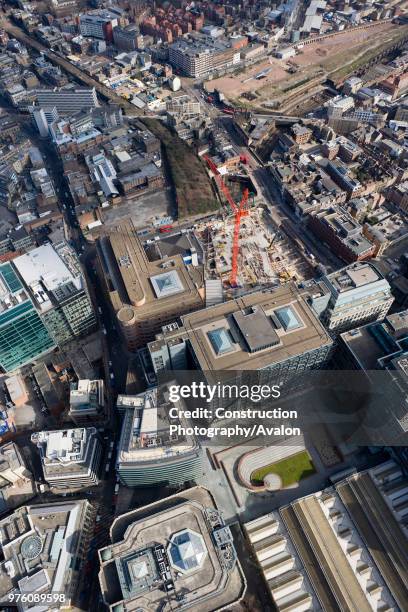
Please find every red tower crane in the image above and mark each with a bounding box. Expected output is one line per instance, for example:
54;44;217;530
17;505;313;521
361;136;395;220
204;155;249;287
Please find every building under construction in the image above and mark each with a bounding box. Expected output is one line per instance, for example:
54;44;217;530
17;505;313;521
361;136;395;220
197;208;309;289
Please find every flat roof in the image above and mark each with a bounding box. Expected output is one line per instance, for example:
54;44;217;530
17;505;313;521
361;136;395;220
98;487;244;612
326;262;384;294
99;220;203;321
152;284;332;371
13;244;74;291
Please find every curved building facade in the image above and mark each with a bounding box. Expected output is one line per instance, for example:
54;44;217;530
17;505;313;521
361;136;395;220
116;389;202;487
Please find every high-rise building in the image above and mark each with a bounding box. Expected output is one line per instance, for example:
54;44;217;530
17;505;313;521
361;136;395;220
31;108;48;137
30;106;59;137
0;500;95;606
306;262;394;333
98;487;245;611
116;389;202;487
0;262;55;373
79;11;118;42
13;242;97;346
31;427;102;489
244;461;408;611
97;220;204;350
69;379;105;425
148;283;333;377
113;24;140;51
32;88;99;116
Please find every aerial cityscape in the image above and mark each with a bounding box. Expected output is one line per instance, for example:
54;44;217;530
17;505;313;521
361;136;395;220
0;0;407;610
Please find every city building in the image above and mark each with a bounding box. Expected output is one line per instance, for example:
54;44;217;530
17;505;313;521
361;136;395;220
308;207;375;263
0;500;95;606
98;487;245;611
69;379;105;425
0;262;55;373
307;262;394;333
0;442;34;514
168;38;240;78
13;242;97;346
148;283;333;378
326;160;364;199
31;427;102;489
79;11;119;42
97;220;204;350
116;388;202;487
339;309;408;370
244;461;408;611
113;24;140;51
32;88;99;116
338;310;408;457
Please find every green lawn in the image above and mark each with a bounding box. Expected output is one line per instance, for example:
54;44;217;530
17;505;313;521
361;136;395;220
251;450;316;488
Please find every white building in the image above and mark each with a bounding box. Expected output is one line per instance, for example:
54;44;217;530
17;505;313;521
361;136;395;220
319;263;394;332
32;88;99;116
69;379;105;425
13;242;96;346
31;427;102;489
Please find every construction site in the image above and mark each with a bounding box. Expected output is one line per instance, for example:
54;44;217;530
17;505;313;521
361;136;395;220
196;207;309;289
201;154;311;290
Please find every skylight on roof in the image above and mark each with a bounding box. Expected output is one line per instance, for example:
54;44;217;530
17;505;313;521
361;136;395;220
275;306;302;331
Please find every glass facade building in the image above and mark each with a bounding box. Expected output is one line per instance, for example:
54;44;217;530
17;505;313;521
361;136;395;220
0;264;55;372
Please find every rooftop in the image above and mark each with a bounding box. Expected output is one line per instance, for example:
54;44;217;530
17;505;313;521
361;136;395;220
0;500;92;605
117;389;200;464
150;284;332;371
98;220;203;322
326;262;384;294
98;487;245;611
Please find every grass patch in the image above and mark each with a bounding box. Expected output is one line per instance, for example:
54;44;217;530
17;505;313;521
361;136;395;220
142;119;218;220
251;450;316;488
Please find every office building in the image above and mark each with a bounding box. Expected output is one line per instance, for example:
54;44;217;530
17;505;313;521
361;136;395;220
97;220;204;350
0;262;55;373
0;500;95;607
307;262;394;333
32;88;99;116
98;487;245;611
148;283;333;377
69;379;105;425
244;461;408;611
30;106;59;138
0;443;34;514
339;310;408;371
79;11;118;42
31;427;102;489
116;389;202;487
113;24;140;51
32;108;49;138
168;38;240;78
13;242;96;346
308;207;375;263
339;310;408;458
